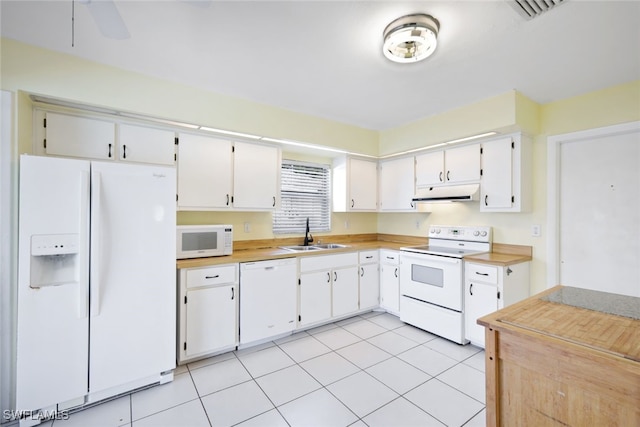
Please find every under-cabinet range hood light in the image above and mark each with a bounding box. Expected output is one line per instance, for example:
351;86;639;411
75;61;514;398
412;184;479;203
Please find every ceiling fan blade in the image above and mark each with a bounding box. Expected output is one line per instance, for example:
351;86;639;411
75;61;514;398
83;0;130;40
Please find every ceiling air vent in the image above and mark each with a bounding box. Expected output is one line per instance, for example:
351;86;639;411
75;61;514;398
510;0;566;20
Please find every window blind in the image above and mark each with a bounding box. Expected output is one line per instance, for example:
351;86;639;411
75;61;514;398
273;160;331;234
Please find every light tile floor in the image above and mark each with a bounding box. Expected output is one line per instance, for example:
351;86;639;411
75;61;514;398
46;311;486;427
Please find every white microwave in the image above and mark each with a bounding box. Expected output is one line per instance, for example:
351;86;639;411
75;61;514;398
176;225;233;259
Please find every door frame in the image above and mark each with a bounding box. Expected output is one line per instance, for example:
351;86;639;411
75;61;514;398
546;120;640;287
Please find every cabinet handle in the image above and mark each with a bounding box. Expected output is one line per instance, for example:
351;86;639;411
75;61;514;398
108;143;112;158
470;283;473;296
386;256;395;260
506;267;513;276
122;144;127;159
497;291;501;299
231;287;235;300
366;255;373;259
360;267;364;277
446;170;450;181
205;275;220;279
484;195;488;206
272;196;276;207
226;194;230;206
439;171;443;182
475;272;489;276
394;267;398;278
351;199;355;208
410;201;414;208
327;272;331;283
334;271;337;282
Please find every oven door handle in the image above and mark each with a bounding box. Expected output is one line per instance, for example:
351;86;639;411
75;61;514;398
403;254;461;265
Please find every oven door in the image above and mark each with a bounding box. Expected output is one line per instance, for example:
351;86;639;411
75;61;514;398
399;252;463;311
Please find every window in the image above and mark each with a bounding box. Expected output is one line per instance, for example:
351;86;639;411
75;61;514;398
273;160;331;234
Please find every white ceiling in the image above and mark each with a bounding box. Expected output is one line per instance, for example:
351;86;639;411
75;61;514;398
2;1;639;131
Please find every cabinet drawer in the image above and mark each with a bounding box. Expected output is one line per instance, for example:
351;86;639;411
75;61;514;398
465;263;498;285
359;250;379;264
380;250;399;265
185;264;237;288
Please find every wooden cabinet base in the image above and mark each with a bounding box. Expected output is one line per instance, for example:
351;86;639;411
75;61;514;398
481;287;640;426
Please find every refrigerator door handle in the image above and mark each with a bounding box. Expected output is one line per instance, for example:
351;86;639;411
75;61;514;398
90;171;101;317
78;170;90;319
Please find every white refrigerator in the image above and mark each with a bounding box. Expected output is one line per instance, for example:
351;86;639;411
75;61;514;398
16;155;176;414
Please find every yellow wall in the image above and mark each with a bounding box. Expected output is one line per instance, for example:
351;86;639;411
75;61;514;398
2;37;639;293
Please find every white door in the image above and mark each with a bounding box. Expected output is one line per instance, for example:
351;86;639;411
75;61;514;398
415;151;444;186
118;123;175;165
45;112;115;160
16;155;90;410
379;157;415;211
481;137;513;209
380;264;399;313
349;158;378;210
233;142;280;209
299;271;332;326
399;253;463;311
557;127;640;297
332;266;359;317
445;144;480;183
185;285;236;357
464;281;497;347
359;263;380;309
177;134;232;209
89;161;176;394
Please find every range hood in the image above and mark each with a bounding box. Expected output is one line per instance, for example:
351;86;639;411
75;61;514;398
412;184;479;203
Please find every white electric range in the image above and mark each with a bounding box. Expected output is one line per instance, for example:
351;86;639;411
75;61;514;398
399;225;492;344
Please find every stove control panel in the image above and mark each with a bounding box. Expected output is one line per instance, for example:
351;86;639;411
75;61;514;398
428;225;492;243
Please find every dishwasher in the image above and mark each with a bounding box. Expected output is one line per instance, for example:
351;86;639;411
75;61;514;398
239;258;297;345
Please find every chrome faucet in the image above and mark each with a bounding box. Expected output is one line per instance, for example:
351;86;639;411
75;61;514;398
303;217;314;246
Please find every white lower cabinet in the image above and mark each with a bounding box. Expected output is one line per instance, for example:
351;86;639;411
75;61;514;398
464;261;530;347
239;258;297;345
379;250;400;315
359;250;380;310
298;252;359;327
177;264;239;364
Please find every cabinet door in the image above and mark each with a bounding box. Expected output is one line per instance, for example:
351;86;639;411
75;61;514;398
332;266;359;317
380;264;400;314
445;144;480;183
299;271;332;326
185;285;237;357
118;123;175;165
177;134;232;209
481;137;513;210
233;142;280;210
415;151;444;187
464;281;497;347
45;112;115;160
349;158;378;210
359;263;380;310
379;157;415;211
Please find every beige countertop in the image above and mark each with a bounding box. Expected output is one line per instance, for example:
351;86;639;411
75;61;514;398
176;234;532;269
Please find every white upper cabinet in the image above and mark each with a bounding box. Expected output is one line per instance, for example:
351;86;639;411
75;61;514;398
333;157;378;212
480;134;532;212
118;123;176;166
177;136;280;211
379;156;415;212
415;144;480;187
44;112;115;160
177;134;233;210
232;141;281;210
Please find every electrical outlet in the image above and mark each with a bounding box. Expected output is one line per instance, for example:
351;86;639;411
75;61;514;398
416;220;420;230
244;222;251;233
344;220;350;229
531;224;541;237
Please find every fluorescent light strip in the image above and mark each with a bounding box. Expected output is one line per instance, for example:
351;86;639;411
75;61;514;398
199;127;261;140
261;137;348;154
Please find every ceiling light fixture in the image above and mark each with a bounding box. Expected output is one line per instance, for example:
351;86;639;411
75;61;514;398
383;14;439;63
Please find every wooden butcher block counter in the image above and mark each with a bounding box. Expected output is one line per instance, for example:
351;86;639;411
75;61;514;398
478;285;640;427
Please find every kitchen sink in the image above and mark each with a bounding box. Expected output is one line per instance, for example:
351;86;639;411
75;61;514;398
279;243;349;252
312;243;349;249
279;245;323;252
